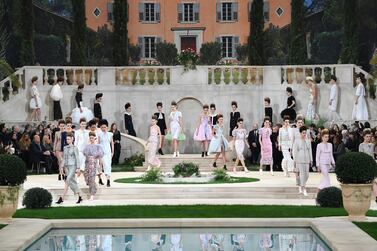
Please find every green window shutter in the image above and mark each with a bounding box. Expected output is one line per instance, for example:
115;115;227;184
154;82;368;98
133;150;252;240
232;2;238;21
156;3;161;22
139;3;144;21
216;3;221;21
177;4;183;23
194;3;200;22
138;37;145;58
233;36;240;58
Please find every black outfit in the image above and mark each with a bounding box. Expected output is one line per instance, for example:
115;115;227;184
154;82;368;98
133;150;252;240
30;141;47;166
209;114;218;127
42;142;55;173
229;111;240;136
247;129;260;164
280;96;296;121
333;142;346;163
53;100;63;120
124;113;137;137
75;92;82;108
271;131;283;171
154;112;167;135
93;102;102;120
264;107;273;122
112;130;121;165
345;138;359;152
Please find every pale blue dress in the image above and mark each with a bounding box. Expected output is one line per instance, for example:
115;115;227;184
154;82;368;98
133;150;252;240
208;124;230;153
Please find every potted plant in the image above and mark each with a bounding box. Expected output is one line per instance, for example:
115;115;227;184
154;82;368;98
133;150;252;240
0;154;27;218
335;152;377;220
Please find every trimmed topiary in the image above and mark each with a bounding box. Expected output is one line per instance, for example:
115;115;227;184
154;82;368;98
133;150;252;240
141;168;162;182
316;186;343;208
173;162;200;177
22;187;52;209
212;168;231;181
335;152;377;184
0;154;27;186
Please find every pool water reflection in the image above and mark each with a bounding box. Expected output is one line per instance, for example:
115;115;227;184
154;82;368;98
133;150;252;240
26;228;331;251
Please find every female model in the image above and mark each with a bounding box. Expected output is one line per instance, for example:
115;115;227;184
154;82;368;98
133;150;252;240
229;101;240;138
280;87;296;121
306;77;319;121
83;132;104;200
278;115;294;177
208;114;230;170
316;129;335;191
259;117;274;175
232;118;249;172
194;104;212;157
352;73;369;120
98;119;114;187
154;102;167;155
168;101;183;157
71;84;94;124
74;118;89;173
110;123;121;165
29;76;42;121
54;119;65;180
147;115;162;170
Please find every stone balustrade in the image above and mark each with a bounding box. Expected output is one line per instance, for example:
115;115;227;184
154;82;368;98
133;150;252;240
42;66;98;85
280;65;337;85
115;66;171;85
207;66;264;85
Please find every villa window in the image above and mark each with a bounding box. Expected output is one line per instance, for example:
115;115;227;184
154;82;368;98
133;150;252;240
139;3;161;22
217;36;240;58
217;2;238;22
107;3;113;22
138;36;162;58
178;3;200;23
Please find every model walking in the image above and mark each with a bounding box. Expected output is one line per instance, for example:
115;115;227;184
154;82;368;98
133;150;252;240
328;75;341;122
316;129;335;191
54;119;65;181
124;102;137;136
168;101;183;157
209;103;218;127
278;116;294;177
110;123;121;165
280;87;296;121
56;133;83;204
194;104;212;157
147;115;162;170
232;118;249;172
229;101;240;138
306;77;319;121
29;76;42;121
74;118;89;172
98;119;114;187
259;117;274;175
154;102;167;155
208;114;229;170
71;84;94;124
50;77;63;120
93;93;103;120
83;132;104;200
352;73;369;120
292;126;312;196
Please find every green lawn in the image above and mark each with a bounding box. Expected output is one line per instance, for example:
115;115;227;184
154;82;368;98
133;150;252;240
0;224;6;230
354;222;377;241
114;176;259;184
13;205;377;219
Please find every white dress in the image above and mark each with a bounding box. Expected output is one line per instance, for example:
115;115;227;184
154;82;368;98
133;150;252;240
29;85;42;109
50;84;63;101
328;84;341;121
352;83;368;120
306;88;318;121
74;129;89;171
169;111;182;139
279;126;294;172
98;131;113;176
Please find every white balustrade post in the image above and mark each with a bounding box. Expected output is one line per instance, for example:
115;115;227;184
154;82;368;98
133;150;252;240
163;68;168;85
238;67;242;84
82;69;86;85
301;67;306;84
292;68;297;84
154;68;158;84
63;69;67;85
145;68;150;84
220;68;225;85
282;67;288;84
255;68;260;84
320;67;325;84
44;69;48;85
311;67;315;79
210;68;215;84
247;67;251;84
119;69;124;85
125;69;130;84
18;73;23;89
229;67;234;84
53;69;58;84
136;69;141;85
91;68;96;85
73;69;77;85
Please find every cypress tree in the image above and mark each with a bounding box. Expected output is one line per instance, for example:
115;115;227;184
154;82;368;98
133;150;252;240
113;0;129;66
340;0;359;64
248;0;264;65
71;0;87;65
19;0;35;66
289;0;307;64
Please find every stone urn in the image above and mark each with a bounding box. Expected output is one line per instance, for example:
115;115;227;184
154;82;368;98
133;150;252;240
340;184;372;221
0;186;20;219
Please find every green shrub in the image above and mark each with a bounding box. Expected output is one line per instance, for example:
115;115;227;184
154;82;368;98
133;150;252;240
199;42;222;65
123;153;144;167
22;187;52;209
236;44;248;63
173;162;200;177
141;168;162;182
0;154;27;186
335;152;377;184
129;43;141;65
156;42;178;65
316;186;343;208
212;168;230;181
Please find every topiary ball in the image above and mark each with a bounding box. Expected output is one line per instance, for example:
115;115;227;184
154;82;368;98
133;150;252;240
0;154;27;186
335;152;377;184
316;186;343;208
22;187;52;209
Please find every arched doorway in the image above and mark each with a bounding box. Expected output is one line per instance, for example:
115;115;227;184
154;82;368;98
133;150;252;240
177;97;203;154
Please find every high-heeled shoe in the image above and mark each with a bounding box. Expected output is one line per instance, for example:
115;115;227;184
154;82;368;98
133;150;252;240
107;179;111;187
99;178;104;185
55;197;63;204
223;165;227;170
158;148;164;155
63;175;67;181
76;196;83;204
201;152;204;157
58;174;61;181
205;151;209;156
213;162;217;167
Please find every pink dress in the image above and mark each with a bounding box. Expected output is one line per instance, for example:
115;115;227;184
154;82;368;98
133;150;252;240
316;143;335;189
259;127;273;165
194;115;212;141
147;126;161;167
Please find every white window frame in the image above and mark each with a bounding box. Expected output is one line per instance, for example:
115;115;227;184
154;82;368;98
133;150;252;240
221;36;233;58
221;2;233;21
144;36;157;59
144;3;156;22
183;3;194;22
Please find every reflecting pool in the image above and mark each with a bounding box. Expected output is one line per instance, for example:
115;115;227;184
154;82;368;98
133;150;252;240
25;227;331;251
